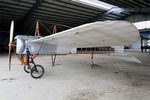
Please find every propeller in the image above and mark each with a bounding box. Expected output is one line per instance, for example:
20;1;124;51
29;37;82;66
8;20;14;71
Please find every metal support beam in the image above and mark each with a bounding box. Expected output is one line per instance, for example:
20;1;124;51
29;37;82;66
18;0;43;32
106;14;121;19
22;0;43;23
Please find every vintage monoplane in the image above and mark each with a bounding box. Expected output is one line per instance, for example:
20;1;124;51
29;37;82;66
8;20;139;78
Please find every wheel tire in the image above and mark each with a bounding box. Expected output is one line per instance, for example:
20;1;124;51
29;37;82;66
31;65;44;79
24;65;31;73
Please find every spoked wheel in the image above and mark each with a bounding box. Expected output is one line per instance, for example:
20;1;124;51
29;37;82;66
24;63;34;73
24;65;31;73
31;65;44;79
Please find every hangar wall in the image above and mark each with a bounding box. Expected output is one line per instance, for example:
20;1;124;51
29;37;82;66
0;32;9;52
125;14;150;23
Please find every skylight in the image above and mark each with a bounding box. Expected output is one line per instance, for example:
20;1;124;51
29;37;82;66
72;0;116;10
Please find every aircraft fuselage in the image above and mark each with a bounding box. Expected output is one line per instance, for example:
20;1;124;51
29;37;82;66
14;35;71;55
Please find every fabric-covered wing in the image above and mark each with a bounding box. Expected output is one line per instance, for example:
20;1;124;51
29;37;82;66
31;21;139;48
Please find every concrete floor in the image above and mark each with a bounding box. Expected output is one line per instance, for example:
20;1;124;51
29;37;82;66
0;50;150;100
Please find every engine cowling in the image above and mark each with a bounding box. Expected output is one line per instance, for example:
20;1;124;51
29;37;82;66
16;38;26;54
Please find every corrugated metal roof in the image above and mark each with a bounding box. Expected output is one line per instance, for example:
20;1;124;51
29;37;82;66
0;0;150;34
0;0;104;34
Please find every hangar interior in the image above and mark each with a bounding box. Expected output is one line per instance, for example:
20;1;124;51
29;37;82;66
0;0;150;100
1;0;150;51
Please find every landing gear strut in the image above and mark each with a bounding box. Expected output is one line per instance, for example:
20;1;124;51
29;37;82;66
24;48;44;79
91;51;94;69
51;54;56;66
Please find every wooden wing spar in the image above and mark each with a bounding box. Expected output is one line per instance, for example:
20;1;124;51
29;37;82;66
31;21;139;48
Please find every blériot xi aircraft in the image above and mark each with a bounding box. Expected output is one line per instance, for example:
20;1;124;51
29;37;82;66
8;20;139;78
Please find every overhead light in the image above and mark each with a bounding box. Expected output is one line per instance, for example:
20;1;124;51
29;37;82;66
72;0;116;10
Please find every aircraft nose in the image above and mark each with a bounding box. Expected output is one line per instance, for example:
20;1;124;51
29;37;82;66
16;39;26;54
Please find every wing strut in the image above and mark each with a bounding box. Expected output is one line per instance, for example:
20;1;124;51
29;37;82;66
50;25;58;66
35;21;40;36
